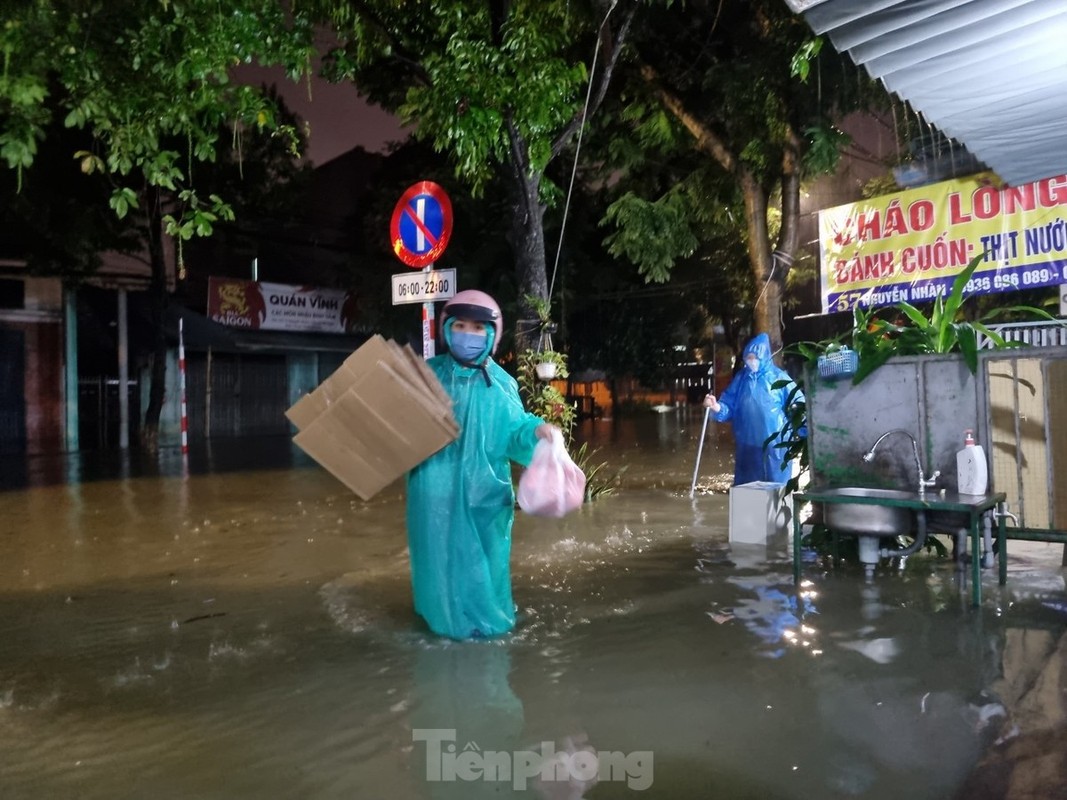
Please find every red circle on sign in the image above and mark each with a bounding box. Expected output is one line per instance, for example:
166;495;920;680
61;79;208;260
390;181;453;268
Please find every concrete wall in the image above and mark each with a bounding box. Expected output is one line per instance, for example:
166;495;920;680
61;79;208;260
805;353;981;493
807;348;1067;532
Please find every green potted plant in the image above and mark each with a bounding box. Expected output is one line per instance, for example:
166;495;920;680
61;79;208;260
516;347;575;437
520;294;564;380
533;349;566;381
514;296;623;500
792;254;1062;384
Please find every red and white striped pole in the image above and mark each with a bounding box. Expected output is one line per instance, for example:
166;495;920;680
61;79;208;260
422;264;435;359
179;317;189;455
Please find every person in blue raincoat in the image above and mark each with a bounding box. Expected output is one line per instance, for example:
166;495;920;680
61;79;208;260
703;332;805;486
406;290;556;640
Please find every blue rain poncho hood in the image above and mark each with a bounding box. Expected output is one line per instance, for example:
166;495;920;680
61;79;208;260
743;333;773;371
712;333;805;485
405;354;544;640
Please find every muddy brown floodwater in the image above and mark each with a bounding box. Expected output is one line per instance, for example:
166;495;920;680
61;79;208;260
1;410;1065;799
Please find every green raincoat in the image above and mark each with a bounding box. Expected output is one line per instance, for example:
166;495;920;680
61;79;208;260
405;355;543;640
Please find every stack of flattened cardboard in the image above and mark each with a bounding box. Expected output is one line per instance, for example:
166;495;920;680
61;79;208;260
286;335;458;500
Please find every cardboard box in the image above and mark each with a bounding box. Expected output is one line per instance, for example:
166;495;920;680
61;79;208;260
729;481;793;544
286;335;458;500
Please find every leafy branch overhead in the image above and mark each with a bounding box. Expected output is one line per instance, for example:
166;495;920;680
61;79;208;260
307;0;641;186
592;0;882;356
315;0;640;320
1;1;321;450
1;0;316;236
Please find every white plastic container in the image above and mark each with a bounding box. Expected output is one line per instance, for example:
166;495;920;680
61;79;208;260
729;481;792;543
956;429;989;495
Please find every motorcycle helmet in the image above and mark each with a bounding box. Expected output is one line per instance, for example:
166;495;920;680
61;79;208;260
440;290;503;356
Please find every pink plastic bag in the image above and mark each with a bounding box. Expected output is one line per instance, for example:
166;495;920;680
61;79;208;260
517;428;586;518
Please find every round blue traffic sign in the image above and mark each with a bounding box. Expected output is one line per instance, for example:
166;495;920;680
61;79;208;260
390;181;453;268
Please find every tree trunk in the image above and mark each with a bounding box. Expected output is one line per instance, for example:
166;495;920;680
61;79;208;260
504;122;549;353
769;127;803;360
640;68;805;364
497;4;635;355
738;172;786;359
141;188;168;453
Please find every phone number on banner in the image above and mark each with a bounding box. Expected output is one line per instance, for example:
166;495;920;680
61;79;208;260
391;268;457;305
826;261;1067;313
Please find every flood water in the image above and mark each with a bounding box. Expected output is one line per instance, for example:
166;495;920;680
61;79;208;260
1;410;1066;799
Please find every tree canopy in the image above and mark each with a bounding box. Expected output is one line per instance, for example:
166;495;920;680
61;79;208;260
1;1;324;448
596;0;885;356
313;0;640;333
2;0;902;402
1;0;316;242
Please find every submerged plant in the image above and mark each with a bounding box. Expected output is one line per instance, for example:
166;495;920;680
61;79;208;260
767;380;808;496
571;441;626;500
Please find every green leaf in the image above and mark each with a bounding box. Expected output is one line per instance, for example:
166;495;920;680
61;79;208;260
956;324;978;373
896;301;931;330
980;305;1061;324
970;320;1008;348
107;187;138;219
942;252;983;325
790;37;823;81
602;190;699;282
109;194;128;218
803;123;850;175
929;294;945;345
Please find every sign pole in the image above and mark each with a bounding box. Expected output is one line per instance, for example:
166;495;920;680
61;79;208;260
179;317;189;456
422;265;435;358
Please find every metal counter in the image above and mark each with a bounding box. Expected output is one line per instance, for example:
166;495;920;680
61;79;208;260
793;488;1007;607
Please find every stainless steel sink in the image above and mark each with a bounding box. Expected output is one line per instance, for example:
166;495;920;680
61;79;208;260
817;487;917;537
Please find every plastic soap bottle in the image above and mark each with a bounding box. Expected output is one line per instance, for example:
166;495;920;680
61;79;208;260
956;429;989;495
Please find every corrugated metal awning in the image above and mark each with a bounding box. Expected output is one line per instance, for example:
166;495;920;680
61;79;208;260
785;0;1067;187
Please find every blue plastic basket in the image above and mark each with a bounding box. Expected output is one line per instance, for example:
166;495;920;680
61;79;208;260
817;346;858;379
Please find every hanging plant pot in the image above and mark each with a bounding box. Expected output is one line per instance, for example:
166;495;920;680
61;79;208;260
535;362;558;381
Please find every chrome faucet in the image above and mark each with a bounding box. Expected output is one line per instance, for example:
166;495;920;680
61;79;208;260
862;429;941;497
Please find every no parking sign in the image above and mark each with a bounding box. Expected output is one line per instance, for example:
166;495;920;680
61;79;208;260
389;181;455;358
390;181;453;268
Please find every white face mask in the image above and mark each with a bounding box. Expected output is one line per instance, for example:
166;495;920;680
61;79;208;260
745;358;759;373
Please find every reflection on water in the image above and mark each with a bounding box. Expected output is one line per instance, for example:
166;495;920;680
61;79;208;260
0;409;1065;799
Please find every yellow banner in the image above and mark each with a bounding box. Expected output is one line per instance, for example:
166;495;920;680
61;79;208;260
819;172;1067;313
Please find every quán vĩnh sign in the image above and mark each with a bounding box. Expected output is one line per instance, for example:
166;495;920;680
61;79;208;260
819;172;1067;314
207;277;359;333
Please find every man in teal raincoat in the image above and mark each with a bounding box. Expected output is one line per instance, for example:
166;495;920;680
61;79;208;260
704;332;805;486
406;290;554;640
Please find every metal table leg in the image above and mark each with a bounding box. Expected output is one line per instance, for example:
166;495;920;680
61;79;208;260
998;502;1008;586
971;510;981;607
793;503;802;583
982;512;995;569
